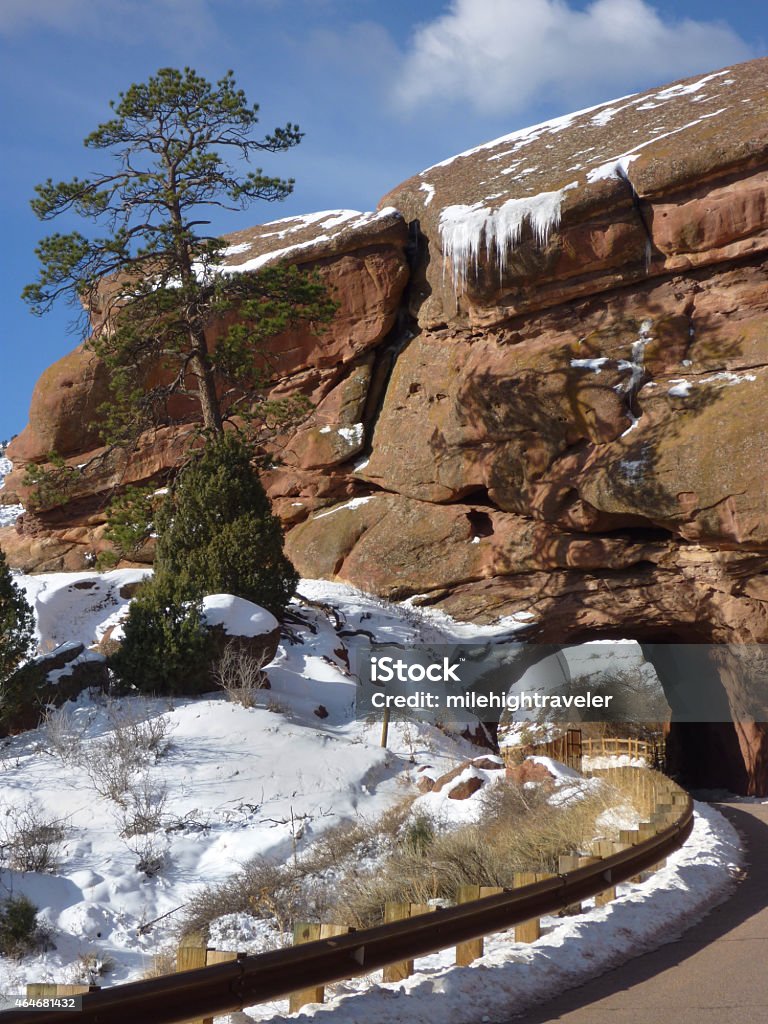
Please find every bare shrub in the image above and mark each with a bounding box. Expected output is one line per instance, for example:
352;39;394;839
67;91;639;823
115;777;168;838
141;945;177;979
103;704;174;765
82;705;173;806
124;831;167;878
70;949;115;984
213;642;270;707
182;857;298;939
0;800;68;873
84;741;137;805
41;704;86;765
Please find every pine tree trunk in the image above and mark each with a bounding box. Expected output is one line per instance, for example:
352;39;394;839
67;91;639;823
190;346;223;434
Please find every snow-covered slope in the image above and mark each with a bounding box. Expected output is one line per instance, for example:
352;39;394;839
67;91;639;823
0;569;743;1019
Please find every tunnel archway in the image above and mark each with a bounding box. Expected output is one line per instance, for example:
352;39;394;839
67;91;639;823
509;621;765;796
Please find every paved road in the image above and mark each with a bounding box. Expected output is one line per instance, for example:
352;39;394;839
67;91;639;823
518;802;768;1024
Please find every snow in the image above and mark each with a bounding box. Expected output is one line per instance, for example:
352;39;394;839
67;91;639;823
221;210;401;275
200;595;278;638
571;357;610;373
336;423;364;445
587;152;640;184
653;69;732;101
312;497;373;521
412;763;506;826
419;183;436;206
422;97;633;172
0;573;497;994
16;569;152;651
528;755;581;781
45;649;106;685
255;210;362;242
668;379;693;397
223;242;252;256
668;370;756;398
586;754;646;770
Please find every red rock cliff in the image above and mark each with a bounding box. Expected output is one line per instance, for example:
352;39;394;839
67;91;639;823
4;59;768;791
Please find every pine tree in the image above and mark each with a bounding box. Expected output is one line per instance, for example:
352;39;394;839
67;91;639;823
111;433;296;694
0;552;35;688
153;432;297;614
23;67;337;446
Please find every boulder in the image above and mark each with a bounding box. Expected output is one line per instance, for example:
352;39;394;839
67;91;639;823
4;209;409;567
201;594;281;670
506;759;558;786
1;643;108;736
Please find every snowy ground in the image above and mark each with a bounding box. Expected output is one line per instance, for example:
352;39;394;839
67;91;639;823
0;561;746;1019
0;573;494;993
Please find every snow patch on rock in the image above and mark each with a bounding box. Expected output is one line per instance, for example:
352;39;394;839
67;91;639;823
201;594;278;638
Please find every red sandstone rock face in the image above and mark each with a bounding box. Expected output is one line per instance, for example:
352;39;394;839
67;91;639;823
5;60;768;792
2;209;409;564
380;59;768;330
8;344;112;463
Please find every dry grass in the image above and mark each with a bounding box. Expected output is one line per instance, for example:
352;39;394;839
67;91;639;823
180;770;645;938
336;781;616;927
182;773;655;935
141;946;178;979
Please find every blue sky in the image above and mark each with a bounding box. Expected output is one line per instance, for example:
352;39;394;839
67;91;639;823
1;0;765;443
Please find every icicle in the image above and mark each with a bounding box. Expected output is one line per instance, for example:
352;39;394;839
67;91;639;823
439;188;570;291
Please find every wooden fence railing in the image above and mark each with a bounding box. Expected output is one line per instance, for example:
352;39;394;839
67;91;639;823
582;735;666;768
2;768;692;1024
502;730;666;773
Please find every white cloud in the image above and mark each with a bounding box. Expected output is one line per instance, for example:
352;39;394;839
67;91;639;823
395;0;754;115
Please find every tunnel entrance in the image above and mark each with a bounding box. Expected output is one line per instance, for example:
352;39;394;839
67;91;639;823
639;642;753;794
520;625;764;796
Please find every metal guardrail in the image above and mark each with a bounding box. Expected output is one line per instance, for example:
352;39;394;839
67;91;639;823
0;770;693;1024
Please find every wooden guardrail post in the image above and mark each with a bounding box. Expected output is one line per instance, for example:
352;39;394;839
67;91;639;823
201;950;239;1024
26;985;94;998
176;934;211;1024
288;923;353;1011
289;923;323;1010
454;886;502;965
511;872;554;942
382;904;414;982
558;854;583;915
381;903;437;981
177;932;208;973
176;939;243;1024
